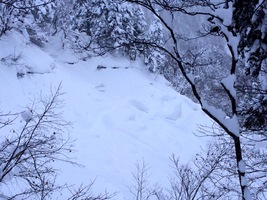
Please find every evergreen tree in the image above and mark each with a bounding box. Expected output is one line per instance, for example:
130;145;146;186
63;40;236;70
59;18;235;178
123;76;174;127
145;18;165;73
0;0;60;46
127;6;147;60
231;0;267;138
232;0;267;77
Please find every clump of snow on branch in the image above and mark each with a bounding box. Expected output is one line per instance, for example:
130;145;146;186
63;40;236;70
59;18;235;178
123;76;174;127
238;160;246;173
21;109;33;123
214;2;233;26
221;74;236;99
202;101;239;136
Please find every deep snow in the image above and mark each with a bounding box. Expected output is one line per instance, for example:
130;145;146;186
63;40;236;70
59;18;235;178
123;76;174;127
0;31;212;199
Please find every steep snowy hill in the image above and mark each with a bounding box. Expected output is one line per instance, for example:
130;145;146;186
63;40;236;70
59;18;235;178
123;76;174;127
0;32;212;199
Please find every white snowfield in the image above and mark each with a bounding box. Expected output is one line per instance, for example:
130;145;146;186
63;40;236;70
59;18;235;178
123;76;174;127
0;32;211;199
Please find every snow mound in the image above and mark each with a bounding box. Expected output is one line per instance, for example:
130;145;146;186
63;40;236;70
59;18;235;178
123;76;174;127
129;99;149;113
0;31;55;77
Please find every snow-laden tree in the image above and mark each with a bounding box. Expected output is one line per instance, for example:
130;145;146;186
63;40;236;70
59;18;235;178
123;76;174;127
145;18;165;72
62;0;127;55
232;0;267;78
59;0;121;56
0;0;60;46
125;0;267;199
126;6;148;60
231;0;267;141
0;0;34;36
53;0;150;63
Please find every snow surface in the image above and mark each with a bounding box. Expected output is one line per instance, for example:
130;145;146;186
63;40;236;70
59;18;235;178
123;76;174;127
221;74;236;99
238;160;246;173
244;187;252;200
241;176;248;187
214;2;233;26
0;32;212;199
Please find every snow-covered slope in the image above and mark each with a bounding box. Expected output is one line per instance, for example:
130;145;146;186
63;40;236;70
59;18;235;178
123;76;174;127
0;32;211;199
